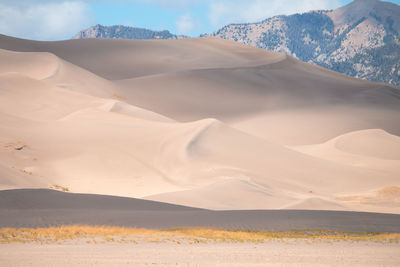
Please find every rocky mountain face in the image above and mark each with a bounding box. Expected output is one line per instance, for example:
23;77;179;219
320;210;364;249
73;24;185;40
211;0;400;86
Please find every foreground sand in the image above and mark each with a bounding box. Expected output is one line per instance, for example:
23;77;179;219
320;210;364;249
1;241;399;267
2;225;399;266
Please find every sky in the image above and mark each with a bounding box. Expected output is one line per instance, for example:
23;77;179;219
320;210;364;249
1;0;399;41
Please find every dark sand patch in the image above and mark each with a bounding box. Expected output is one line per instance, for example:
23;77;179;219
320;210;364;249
1;189;399;232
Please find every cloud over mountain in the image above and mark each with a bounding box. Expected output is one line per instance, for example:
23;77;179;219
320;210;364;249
0;1;93;40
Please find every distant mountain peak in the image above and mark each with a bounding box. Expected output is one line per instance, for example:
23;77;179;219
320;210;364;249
353;0;379;3
210;0;400;86
73;24;186;40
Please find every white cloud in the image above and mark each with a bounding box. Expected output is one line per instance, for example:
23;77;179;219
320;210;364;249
176;14;197;35
149;0;201;9
0;1;94;40
208;0;341;28
0;0;199;8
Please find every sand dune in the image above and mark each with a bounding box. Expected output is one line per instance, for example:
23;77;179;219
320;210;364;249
0;189;198;211
0;73;97;121
1;33;399;143
333;129;400;160
1;189;400;232
0;49;58;80
0;48;117;99
0;34;399;213
115;56;376;120
115;57;400;145
0;35;286;79
293;129;400;173
145;178;295;210
292;129;400;213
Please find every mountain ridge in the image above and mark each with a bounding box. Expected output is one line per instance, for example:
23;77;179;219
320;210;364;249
209;0;400;86
73;24;186;40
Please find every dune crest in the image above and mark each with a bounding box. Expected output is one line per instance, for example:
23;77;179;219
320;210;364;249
0;49;59;80
333;129;400;160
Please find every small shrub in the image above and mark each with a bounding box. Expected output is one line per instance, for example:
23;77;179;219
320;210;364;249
50;184;70;192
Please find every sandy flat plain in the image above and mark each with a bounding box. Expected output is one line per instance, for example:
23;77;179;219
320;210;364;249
1;241;400;267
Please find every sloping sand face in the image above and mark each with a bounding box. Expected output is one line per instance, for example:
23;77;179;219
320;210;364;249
0;34;399;213
2;189;400;232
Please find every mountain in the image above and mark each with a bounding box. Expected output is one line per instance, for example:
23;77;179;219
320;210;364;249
73;24;185;40
210;0;400;86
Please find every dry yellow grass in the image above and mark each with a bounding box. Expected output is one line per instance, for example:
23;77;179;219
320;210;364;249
49;184;70;192
1;226;399;244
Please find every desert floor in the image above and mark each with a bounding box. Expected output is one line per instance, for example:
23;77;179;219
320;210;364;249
1;241;399;267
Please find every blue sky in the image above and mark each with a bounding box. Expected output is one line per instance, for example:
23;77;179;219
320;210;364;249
1;0;399;40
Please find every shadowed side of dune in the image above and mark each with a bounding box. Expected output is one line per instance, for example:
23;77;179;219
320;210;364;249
1;189;400;233
0;35;286;80
0;189;199;211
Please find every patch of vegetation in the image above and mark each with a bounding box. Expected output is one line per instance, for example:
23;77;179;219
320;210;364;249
50;184;70;192
0;226;399;244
